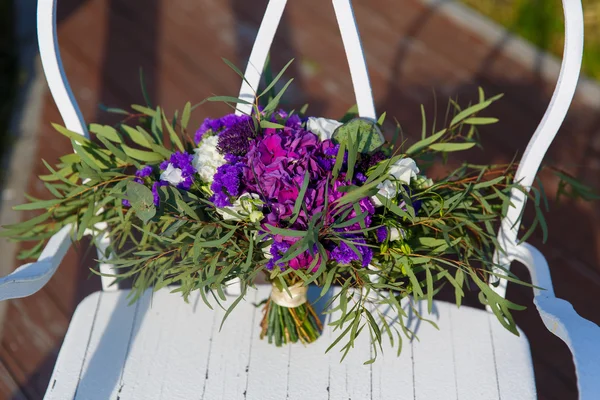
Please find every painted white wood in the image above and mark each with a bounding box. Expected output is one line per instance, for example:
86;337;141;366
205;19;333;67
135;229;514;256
235;0;376;120
411;301;458;399
38;0;118;291
45;286;537;399
493;0;584;296
512;243;600;399
0;224;72;301
37;0;88;138
44;293;101;400
489;313;537;399
118;290;215;399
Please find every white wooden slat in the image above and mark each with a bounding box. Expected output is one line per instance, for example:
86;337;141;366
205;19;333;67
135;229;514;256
286;286;335;400
489;316;537;399
117;290;221;400
73;291;139;399
45;292;102;400
245;286;291;400
327;293;372;400
203;289;259;400
411;301;458;399
45;286;541;400
370;300;414;400
449;305;500;399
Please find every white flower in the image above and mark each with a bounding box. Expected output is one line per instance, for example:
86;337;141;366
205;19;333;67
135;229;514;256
388;158;419;184
192;135;226;184
307;117;343;141
216;193;263;222
389;227;406;242
371;158;420;207
160;163;185;186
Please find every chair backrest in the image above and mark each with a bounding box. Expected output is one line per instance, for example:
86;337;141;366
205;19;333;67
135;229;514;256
38;0;584;296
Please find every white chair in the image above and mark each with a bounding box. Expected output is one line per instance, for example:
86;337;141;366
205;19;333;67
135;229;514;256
1;0;598;398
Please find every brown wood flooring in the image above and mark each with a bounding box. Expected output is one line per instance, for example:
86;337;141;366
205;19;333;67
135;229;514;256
1;0;600;399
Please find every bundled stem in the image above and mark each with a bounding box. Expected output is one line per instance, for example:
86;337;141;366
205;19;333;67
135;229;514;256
260;298;323;346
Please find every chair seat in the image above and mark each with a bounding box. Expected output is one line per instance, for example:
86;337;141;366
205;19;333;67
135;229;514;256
45;285;536;400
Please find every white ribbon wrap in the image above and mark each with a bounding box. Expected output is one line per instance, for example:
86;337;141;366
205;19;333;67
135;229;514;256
270;283;308;308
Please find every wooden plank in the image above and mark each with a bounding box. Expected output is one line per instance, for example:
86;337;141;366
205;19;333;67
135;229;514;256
203;289;259;400
45;292;101;400
449;304;500;399
245;287;291;400
0;361;28;400
117;290;214;400
70;291;138;399
490;313;537;399
411;300;458;399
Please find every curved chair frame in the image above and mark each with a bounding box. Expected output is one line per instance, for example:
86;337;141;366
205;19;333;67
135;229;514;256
0;0;598;398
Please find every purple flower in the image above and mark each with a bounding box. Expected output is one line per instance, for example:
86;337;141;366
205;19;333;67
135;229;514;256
330;237;372;267
136;165;153;178
376;226;388;243
217;115;255;156
152;181;167;206
159;152;195;190
122;199;131;207
210;163;244;207
266;240;291;270
195;118;224;144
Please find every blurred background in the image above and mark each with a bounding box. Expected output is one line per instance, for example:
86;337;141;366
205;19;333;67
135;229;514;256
0;0;599;399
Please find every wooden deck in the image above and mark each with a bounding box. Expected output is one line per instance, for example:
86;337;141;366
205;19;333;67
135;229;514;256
2;0;600;399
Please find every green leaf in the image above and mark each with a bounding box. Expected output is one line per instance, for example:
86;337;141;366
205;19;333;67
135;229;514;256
428;142;476;152
122;145;164;162
260;120;286;129
377;112;387;126
206;96;252;105
464;117;498;125
52;123;92;145
126;181;156;224
263;78;294;115
90;124;121;142
13;198;62;211
194;228;237;248
122;125;152;148
259;58;294;98
131;104;156;117
288;171;310;225
181;102;192;131
264;224;307;238
77;198;96;240
332;118;384;154
405;129;446;155
162;110;185;152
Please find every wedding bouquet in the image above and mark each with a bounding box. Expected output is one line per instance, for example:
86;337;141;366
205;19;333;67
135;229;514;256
5;60;588;361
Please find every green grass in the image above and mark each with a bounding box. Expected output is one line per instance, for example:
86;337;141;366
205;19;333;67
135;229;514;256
463;0;600;79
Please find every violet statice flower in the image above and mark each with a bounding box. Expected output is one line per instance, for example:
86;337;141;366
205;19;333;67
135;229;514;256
152;181;167;206
122;199;131;207
358;150;388;173
195;118;224;144
266;240;291;270
210;163;244;207
217;115;255;156
376;226;388;243
330;237;372;267
159;152;195;190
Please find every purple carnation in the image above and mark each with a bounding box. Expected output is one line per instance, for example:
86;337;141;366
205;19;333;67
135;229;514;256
159;152;195;190
376;226;388;243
